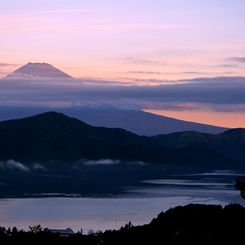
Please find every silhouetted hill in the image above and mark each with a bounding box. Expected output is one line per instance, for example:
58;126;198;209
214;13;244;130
100;203;245;244
0;111;182;164
153;129;245;166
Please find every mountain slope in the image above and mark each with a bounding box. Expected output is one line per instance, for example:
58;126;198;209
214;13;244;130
100;203;245;244
4;62;73;79
55;107;229;135
0;111;183;164
152;129;245;167
0;111;244;170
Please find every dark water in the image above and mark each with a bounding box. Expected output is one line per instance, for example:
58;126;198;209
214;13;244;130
0;169;244;234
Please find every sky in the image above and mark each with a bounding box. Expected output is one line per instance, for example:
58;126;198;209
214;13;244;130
0;0;245;128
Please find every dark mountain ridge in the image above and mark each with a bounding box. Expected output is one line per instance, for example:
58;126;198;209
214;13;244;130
0;111;181;164
0;111;244;170
153;128;245;164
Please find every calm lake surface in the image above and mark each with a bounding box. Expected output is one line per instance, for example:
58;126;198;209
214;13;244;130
0;170;244;234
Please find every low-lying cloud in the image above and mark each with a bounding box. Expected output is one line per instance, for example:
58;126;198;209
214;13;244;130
228;57;245;63
0;160;48;172
0;159;30;172
0;159;148;173
82;159;121;166
0;76;245;115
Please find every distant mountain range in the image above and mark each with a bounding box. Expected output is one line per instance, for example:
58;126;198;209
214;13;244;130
4;62;73;79
0;62;231;135
0;111;244;169
0;107;228;136
56;107;229;135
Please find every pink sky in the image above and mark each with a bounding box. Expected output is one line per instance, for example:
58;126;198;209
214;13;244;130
0;1;245;128
144;109;245;129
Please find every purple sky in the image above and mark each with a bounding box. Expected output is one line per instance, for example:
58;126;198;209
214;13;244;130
0;1;245;127
1;0;245;80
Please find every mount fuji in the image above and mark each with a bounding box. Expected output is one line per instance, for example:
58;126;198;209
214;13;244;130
4;62;73;79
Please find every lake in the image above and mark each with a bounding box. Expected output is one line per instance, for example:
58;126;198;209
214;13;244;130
0;169;244;234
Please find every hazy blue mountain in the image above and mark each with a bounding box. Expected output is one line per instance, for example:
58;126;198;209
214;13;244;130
58;107;228;136
0;106;227;136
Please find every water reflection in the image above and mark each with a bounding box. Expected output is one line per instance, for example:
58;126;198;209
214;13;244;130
0;170;244;234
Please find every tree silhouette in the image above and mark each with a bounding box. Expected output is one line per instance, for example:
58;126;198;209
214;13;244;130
29;224;43;233
235;177;245;199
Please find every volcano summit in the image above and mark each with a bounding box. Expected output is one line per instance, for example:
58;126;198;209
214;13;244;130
4;62;73;79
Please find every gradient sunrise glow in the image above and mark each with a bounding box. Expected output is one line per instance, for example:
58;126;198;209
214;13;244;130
0;0;245;128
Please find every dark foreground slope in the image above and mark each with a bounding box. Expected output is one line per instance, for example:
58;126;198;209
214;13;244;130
1;203;245;244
